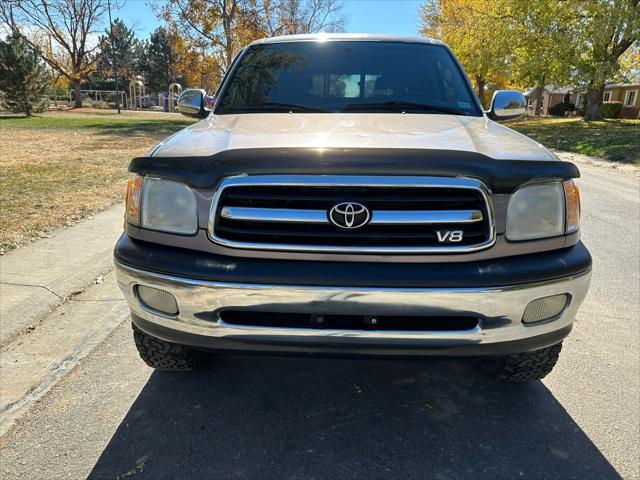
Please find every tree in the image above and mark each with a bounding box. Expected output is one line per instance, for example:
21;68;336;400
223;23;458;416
93;18;137;89
506;0;578;116
160;0;263;78
262;0;346;36
144;27;178;93
1;0;107;108
0;32;51;115
170;34;222;92
618;41;640;81
572;0;640;120
160;0;346;85
419;0;513;107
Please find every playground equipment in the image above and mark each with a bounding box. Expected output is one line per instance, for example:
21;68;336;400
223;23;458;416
157;83;183;112
129;77;145;109
69;89;126;108
168;83;182;112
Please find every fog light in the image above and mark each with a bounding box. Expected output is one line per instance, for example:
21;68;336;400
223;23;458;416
137;285;179;315
522;294;569;324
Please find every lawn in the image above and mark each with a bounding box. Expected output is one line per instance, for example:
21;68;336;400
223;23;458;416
509;117;640;164
0;110;194;252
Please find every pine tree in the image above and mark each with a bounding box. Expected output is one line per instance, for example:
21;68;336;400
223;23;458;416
92;18;137;90
145;27;176;93
0;32;51;115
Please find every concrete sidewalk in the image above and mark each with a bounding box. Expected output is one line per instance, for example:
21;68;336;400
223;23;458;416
0;204;125;347
0;203;129;435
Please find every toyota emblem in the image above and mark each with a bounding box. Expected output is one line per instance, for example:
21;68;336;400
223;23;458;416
329;202;370;229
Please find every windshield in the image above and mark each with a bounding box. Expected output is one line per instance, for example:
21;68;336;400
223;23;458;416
215;41;481;116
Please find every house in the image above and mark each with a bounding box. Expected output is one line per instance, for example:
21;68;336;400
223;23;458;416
524;86;580;116
602;82;639;119
524;82;640;118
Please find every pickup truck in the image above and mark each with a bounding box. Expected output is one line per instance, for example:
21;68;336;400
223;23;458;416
114;34;591;382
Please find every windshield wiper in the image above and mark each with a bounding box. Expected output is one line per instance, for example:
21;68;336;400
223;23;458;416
225;102;330;113
345;101;470;115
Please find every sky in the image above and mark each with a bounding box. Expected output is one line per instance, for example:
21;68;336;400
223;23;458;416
113;0;425;38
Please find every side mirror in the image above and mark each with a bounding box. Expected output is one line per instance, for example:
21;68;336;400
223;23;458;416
177;89;210;118
487;90;526;121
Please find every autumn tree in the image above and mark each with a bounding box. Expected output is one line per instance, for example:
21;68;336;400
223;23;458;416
618;41;640;81
262;0;346;36
160;0;261;79
419;0;513;107
160;0;346;87
507;0;577;116
171;34;222;92
571;0;640;120
1;0;108;108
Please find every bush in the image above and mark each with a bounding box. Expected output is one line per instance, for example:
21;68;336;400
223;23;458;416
602;101;622;118
548;102;575;117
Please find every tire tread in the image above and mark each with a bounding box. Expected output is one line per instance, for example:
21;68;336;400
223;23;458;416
485;343;563;383
132;323;207;371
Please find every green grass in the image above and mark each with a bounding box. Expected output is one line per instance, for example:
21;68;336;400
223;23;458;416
509;117;640;164
0;112;193;133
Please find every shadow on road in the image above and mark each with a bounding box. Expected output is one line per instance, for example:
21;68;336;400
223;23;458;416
89;356;620;479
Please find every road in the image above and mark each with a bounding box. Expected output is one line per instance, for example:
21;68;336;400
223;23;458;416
1;160;638;480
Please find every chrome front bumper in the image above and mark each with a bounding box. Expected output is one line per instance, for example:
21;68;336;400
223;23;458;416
115;260;591;355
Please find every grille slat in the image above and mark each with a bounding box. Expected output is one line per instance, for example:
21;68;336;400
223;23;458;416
216;221;487;246
209;176;494;253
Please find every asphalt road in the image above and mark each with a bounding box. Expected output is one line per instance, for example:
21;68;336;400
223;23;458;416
1;161;638;480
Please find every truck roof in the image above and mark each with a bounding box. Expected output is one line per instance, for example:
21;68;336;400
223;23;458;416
249;33;445;47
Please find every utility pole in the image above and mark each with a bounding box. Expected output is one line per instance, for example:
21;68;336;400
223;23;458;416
107;0;121;113
48;34;57;107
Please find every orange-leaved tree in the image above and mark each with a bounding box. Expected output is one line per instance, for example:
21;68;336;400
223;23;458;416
419;0;514;107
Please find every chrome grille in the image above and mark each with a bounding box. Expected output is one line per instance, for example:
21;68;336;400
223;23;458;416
208;176;495;253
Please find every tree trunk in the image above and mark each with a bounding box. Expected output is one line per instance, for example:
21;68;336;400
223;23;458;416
475;76;486;108
73;80;82;108
583;83;604;121
535;87;544;116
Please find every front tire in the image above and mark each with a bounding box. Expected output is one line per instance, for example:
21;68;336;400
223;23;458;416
483;343;563;383
132;323;208;371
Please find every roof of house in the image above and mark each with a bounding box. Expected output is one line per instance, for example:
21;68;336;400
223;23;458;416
605;82;640;89
524;85;576;97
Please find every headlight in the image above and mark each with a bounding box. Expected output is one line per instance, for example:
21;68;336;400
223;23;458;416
506;182;566;241
125;174;198;235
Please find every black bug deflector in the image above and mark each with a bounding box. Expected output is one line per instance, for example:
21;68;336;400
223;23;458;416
128;148;580;193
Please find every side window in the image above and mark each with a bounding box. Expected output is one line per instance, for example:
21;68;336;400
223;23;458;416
603;91;611;101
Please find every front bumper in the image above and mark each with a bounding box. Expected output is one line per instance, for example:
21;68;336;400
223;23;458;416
114;239;591;356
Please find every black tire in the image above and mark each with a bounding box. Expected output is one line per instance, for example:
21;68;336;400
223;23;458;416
483;343;563;383
132;323;208;371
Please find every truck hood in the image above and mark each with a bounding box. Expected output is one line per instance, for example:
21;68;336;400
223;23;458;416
150;113;556;161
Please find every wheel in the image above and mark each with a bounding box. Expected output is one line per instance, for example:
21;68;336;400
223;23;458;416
132;323;208;371
483;343;563;383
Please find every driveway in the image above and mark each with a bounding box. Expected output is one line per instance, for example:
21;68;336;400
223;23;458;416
0;159;638;479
